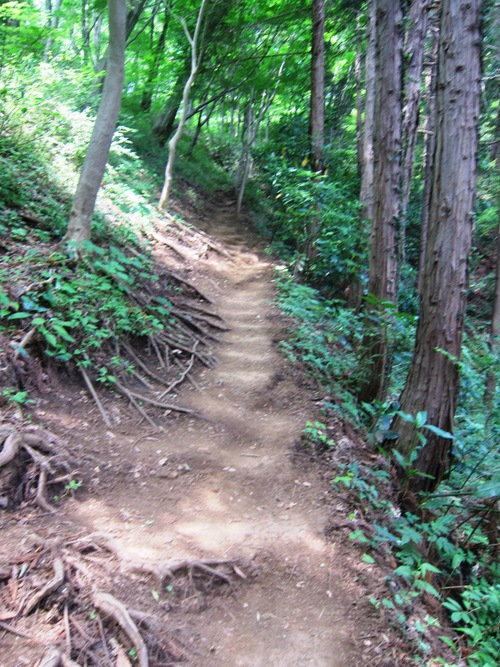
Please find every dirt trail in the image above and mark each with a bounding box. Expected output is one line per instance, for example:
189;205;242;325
3;203;365;666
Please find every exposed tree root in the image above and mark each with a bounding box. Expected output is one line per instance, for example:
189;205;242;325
92;592;149;667
166;215;234;260
0;430;20;466
2;231;227;430
157;345;197;399
0;536;224;666
0;426;73;511
72;531;239;588
80;366;112;427
23;557;65;615
170;271;214;304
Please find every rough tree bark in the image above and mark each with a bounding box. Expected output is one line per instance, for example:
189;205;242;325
399;0;431;264
63;0;126;246
417;11;439;295
357;0;402;404
392;0;482;496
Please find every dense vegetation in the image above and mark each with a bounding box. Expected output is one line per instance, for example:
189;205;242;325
1;0;498;664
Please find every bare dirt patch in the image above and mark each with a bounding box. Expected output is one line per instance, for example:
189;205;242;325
1;201;379;666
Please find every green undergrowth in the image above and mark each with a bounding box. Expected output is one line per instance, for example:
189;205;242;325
0;61;227;410
0;241;168;379
275;270;500;666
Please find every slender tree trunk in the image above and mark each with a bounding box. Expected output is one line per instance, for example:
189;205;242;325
399;0;431;264
188;99;217;155
355;30;363;177
159;0;208;209
63;0;126;245
359;0;376;225
303;0;325;265
392;0;482;496
310;0;325;171
141;3;170;112
235;63;285;215
357;0;403;404
43;0;63;60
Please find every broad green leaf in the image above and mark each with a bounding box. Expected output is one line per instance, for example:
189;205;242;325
52;324;76;343
413;579;441;598
394;565;413;579
473;477;500;499
422;424;454;439
415;411;428;428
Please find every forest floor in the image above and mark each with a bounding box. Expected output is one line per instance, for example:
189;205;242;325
0;199;400;666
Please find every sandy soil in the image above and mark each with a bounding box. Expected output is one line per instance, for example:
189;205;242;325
0;202;377;666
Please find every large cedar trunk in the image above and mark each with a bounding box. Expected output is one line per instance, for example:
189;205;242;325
63;0;126;245
392;0;482;495
357;0;402;404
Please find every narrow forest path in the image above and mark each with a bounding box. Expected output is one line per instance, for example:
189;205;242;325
2;202;371;666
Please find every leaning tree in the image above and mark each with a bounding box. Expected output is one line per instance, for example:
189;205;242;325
63;0;126;246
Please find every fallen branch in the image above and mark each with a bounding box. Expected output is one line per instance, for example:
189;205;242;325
183;301;224;321
169;216;233;259
92;592;148;667
23;557;65;616
157;333;216;367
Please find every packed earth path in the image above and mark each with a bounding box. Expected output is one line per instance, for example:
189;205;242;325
1;201;377;666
